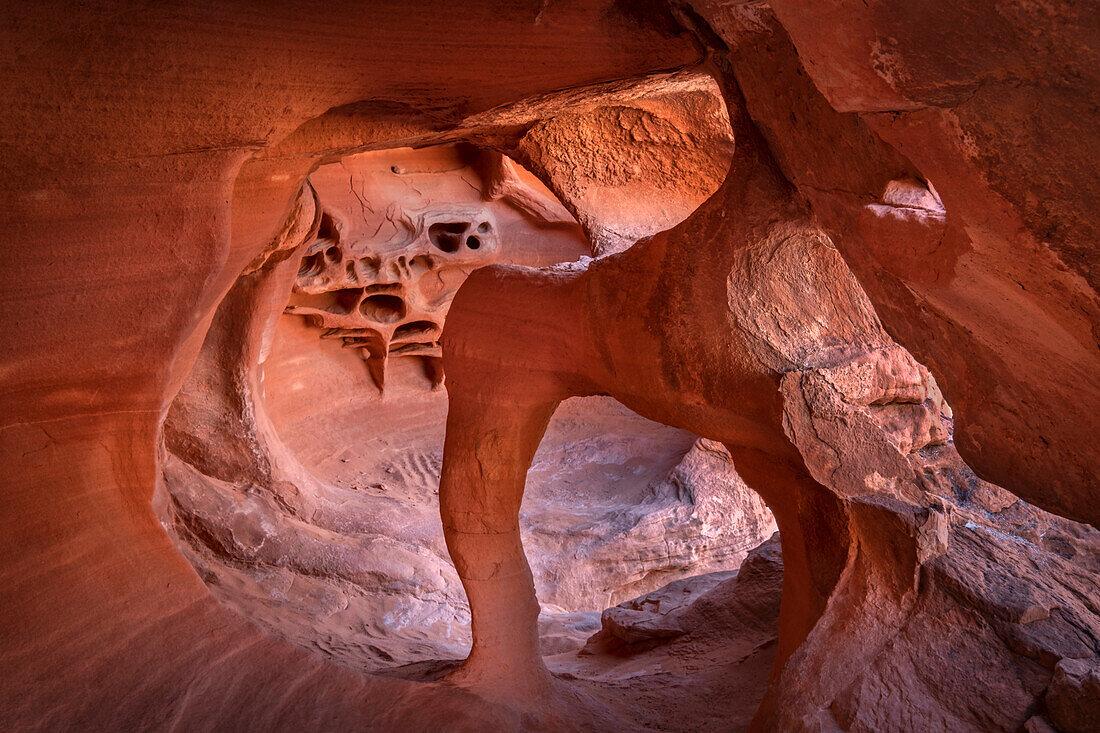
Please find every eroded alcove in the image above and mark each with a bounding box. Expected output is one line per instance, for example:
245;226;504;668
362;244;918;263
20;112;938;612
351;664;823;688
150;62;1100;730
9;2;1100;731
157;142;780;676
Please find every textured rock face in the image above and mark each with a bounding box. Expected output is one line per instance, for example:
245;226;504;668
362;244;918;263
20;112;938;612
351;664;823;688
689;0;1100;525
158;142;774;672
502;71;735;254
570;481;1099;732
1;2;1098;732
756;340;1100;731
434;62;1099;729
158;144;575;670
525;435;776;612
581;534;781;654
286;147;557;390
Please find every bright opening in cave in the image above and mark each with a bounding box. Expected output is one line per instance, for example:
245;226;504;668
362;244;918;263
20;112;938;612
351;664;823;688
158;143;781;683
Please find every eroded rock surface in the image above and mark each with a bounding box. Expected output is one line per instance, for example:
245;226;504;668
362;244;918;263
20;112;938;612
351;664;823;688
434;59;1100;731
158;143;777;672
525;437;776;612
286;147;559;390
2;2;1098;731
689;0;1100;525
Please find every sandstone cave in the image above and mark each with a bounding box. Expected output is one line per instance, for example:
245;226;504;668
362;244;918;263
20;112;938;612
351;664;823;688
2;3;1098;732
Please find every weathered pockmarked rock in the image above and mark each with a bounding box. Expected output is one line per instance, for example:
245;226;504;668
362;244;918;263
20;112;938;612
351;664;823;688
2;2;1098;731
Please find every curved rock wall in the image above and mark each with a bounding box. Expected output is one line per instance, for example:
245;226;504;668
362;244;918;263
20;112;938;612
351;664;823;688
2;1;1097;730
158;142;776;673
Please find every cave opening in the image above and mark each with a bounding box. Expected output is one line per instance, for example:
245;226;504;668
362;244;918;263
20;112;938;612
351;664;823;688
134;50;1100;729
156;139;786;717
148;62;1100;727
7;3;1100;731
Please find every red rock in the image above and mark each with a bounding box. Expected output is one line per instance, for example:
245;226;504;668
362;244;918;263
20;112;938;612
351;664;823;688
1046;658;1100;733
2;3;1097;731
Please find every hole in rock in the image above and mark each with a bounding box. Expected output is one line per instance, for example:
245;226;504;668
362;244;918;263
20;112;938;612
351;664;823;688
392;320;440;342
359;293;406;323
297;251;325;279
465;235;480;250
408;254;435;277
318;211;340;241
291;287;362;315
428;222;470;253
359;255;381;278
387;341;438;356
